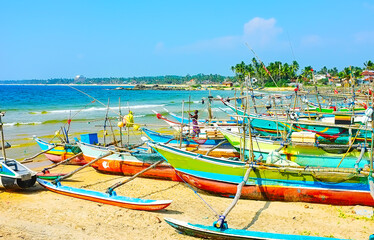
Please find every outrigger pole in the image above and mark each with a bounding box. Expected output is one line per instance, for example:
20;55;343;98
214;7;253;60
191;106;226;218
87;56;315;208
106;160;165;195
53;151;114;184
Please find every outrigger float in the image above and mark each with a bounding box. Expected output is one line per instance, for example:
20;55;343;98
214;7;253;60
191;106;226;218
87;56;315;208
37;150;172;211
0;112;36;189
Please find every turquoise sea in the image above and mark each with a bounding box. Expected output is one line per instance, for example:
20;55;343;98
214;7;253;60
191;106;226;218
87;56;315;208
0;85;243;157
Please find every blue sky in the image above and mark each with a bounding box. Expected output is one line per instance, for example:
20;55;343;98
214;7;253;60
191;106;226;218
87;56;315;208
1;1;374;80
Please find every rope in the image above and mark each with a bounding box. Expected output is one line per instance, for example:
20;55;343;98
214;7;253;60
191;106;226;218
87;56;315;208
174;170;219;218
67;85;121;117
336;124;365;168
49;99;96;143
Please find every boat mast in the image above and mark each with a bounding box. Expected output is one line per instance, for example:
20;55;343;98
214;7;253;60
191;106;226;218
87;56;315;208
0;112;6;161
208;89;213;122
180;100;184;148
119;97;123;147
311;70;322;112
371;95;373;173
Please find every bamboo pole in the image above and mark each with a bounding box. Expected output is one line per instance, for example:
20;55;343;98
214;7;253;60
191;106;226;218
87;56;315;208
21;145;57;163
205;140;228;156
104;99;110;146
0;112;7;161
53;151;113;183
214;165;252;229
42;152;83;171
119;97;123;147
180;100;184;148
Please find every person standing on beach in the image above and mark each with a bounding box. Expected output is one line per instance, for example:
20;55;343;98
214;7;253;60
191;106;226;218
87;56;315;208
189;110;200;137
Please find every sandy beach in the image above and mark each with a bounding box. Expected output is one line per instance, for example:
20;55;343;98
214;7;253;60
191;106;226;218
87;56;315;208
0;157;373;240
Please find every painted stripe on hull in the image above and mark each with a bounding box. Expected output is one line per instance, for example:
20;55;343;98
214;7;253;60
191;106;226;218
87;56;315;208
37;179;172;211
177;171;374;206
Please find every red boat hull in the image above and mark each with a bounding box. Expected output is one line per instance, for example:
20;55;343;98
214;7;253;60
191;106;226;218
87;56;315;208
87;156;183;182
178;171;374;206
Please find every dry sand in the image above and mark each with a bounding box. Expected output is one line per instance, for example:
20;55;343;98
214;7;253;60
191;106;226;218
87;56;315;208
0;161;373;240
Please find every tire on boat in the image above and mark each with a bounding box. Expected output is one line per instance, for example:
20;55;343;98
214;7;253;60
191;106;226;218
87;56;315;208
1;175;36;189
17;175;36;189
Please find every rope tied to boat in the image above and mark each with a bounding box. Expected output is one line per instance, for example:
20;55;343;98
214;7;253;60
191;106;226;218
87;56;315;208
173;170;219;218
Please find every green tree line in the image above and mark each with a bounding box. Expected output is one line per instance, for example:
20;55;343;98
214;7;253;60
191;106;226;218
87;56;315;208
231;59;374;87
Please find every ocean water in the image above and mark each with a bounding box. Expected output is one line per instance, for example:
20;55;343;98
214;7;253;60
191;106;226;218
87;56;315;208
0;85;239;141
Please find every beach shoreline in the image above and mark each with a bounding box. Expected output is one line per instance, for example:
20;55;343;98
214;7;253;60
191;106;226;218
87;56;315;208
0;83;295;92
0;159;373;240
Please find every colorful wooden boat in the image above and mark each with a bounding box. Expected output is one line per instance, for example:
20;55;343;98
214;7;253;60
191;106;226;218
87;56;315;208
34;137;87;165
0;158;36;189
78;141;182;181
154;110;239;141
167;109;238;125
0;113;36;189
164;218;348;240
37;178;172;210
142;128;233;149
220;98;369;144
149;142;374;206
219;128;371;169
142;128;239;158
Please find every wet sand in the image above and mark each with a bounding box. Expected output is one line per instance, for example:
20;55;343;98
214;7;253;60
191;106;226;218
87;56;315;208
0;158;373;240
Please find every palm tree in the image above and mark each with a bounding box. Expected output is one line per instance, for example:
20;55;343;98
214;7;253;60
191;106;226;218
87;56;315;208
364;60;374;70
301;66;313;82
290;61;299;79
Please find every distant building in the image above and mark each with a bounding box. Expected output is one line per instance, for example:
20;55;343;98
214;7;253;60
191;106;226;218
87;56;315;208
74;75;86;83
187;79;196;85
222;80;233;87
362;70;374;84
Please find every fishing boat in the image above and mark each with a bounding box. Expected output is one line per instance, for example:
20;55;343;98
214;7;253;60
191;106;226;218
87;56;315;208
219;128;370;169
219;97;371;144
34;137;87;165
0;157;37;188
154;110;237;141
164;218;348;240
78;141;182;181
0;112;36;189
142;127;234;149
37;178;172;210
142;128;239;158
149;142;374;206
37;149;173;211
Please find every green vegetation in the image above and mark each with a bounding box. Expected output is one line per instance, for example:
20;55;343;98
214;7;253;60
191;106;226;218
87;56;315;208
1;60;373;86
231;59;374;87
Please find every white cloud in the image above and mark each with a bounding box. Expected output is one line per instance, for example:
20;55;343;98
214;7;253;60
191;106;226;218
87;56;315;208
155;17;283;54
243;17;283;46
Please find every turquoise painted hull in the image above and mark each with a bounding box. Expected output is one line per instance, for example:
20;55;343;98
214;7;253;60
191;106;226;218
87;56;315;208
149;142;374;206
165;218;348;240
221;99;369;144
219;128;371;169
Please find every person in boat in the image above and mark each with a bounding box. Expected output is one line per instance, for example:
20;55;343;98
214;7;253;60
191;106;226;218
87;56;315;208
189;110;200;137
